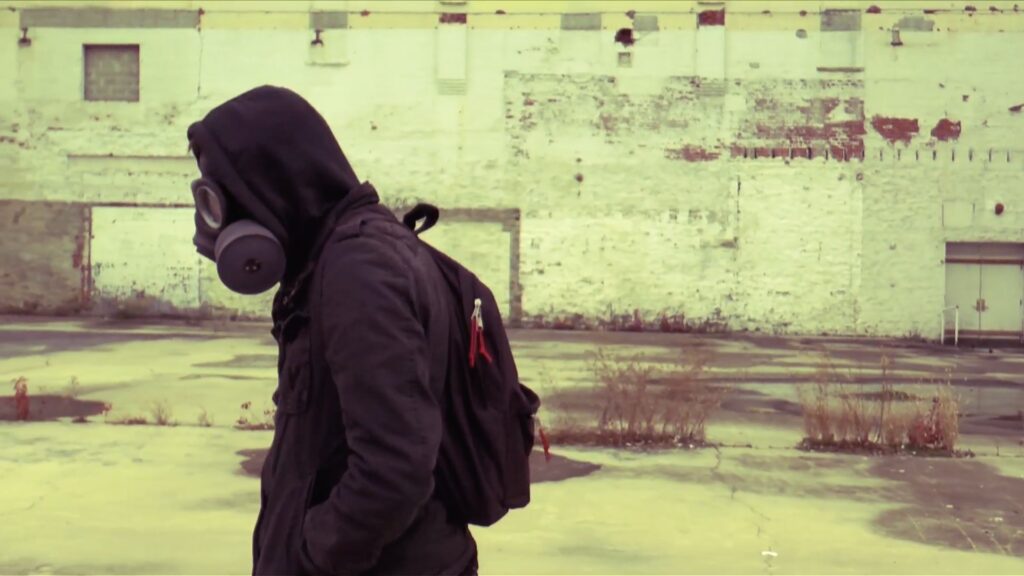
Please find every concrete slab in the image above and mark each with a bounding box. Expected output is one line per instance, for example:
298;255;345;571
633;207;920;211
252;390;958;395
1;316;1023;573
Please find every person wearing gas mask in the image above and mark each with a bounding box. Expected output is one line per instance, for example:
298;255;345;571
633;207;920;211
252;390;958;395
187;86;478;576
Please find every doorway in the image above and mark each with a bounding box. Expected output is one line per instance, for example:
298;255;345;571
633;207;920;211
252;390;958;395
944;243;1024;342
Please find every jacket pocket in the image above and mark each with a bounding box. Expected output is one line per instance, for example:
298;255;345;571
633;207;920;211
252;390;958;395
274;311;313;415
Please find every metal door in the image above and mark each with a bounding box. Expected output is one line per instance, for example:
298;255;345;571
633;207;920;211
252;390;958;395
980;264;1024;334
944;263;981;332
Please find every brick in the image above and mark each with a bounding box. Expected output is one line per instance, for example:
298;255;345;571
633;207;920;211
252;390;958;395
0;201;89;314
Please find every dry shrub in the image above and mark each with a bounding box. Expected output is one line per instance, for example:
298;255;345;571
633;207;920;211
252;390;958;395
658;347;727;443
235;400;275;431
107;415;148;426
798;351;963;454
197;407;215;428
11;376;30;421
64;376;82;399
148;398;177;426
587;345;725;447
907;371;960;451
592;348;659;442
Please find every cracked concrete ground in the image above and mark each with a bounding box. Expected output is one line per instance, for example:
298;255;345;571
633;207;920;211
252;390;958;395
1;316;1023;574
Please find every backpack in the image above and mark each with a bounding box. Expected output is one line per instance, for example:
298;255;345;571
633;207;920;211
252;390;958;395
400;203;547;527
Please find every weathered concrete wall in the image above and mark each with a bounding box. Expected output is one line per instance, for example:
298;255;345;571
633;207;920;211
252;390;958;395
0;201;89;314
1;1;1023;337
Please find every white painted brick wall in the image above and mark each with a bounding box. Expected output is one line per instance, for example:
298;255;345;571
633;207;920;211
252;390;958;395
2;3;1024;338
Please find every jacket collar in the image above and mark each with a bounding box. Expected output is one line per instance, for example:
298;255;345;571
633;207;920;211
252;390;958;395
273;181;381;317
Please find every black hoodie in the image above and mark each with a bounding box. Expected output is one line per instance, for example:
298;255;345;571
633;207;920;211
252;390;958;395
186;85;362;284
187;86;477;576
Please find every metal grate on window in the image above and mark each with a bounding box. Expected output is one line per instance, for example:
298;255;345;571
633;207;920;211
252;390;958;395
84;45;140;102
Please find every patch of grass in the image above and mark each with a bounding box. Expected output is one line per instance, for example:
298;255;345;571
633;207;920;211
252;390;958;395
235;400;275;431
197;407;215;428
148;398;177;427
63;376;82;399
107;415;148;426
797;351;968;457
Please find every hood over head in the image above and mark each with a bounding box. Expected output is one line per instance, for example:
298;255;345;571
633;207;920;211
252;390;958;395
186;85;366;282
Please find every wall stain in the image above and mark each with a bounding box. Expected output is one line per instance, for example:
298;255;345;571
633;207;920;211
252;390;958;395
931;118;962;141
871;116;920;144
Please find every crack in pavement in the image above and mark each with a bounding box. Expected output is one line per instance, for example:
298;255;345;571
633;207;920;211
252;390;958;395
709;447;776;574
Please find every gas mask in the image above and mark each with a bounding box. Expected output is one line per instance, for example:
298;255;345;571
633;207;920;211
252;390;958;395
191;177;286;295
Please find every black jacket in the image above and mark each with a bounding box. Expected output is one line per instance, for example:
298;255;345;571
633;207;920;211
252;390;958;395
187;86;476;576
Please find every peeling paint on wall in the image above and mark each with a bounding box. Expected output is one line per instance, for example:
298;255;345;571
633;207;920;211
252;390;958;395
871;116;920;144
698;9;725;27
931;118;962;141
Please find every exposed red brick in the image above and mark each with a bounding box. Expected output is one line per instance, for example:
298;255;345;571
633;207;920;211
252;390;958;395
871;116;920;144
523;97;536;106
439;13;467;24
931;118;962;141
664;145;721;162
698;8;725;26
360;9;370;17
730;145;747;158
829;142;865;162
867;5;882;13
625;9;636;19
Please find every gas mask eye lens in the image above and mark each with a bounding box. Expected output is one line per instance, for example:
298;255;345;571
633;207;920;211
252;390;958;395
191;179;227;230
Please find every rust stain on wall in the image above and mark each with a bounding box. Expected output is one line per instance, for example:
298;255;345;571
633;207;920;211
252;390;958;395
871;116;920;144
931;118;962;141
698;9;726;26
664;146;721;161
439;13;467;24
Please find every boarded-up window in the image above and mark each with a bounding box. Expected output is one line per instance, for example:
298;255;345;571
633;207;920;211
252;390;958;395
84;45;140;102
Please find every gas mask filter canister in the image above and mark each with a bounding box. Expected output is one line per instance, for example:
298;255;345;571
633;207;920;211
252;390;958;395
191;178;287;295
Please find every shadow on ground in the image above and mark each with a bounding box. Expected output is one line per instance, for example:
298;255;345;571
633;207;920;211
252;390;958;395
0;395;107;421
873;458;1024;556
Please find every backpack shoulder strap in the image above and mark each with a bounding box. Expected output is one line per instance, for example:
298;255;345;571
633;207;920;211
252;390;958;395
402;204;440;236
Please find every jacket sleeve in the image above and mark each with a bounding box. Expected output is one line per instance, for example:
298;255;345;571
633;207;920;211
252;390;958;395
300;236;442;575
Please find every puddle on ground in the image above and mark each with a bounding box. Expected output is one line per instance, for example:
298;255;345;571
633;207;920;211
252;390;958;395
872;457;1024;556
0;395;108;422
236;448;600;483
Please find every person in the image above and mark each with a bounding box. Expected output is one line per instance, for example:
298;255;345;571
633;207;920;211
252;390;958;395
186;86;478;576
